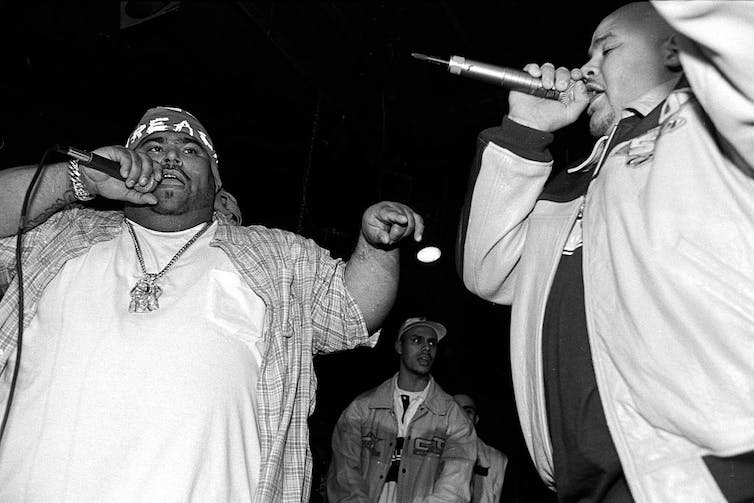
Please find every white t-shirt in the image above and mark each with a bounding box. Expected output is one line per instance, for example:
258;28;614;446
0;219;266;502
393;380;429;436
378;377;430;503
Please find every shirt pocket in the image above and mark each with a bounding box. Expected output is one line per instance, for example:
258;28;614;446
205;269;266;356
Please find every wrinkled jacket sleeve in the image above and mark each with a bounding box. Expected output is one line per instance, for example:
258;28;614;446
490;448;508;503
653;1;754;172
422;403;478;503
327;401;372;502
456;120;554;305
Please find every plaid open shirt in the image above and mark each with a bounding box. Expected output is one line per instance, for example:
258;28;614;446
0;207;374;502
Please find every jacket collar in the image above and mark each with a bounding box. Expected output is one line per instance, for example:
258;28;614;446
567;76;683;175
622;76;681;119
368;374;451;416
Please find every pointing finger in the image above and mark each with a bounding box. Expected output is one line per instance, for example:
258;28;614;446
413;213;425;242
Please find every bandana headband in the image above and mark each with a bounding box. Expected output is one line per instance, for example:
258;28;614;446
125;106;222;190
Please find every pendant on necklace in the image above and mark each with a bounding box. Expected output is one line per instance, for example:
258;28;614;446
129;274;163;313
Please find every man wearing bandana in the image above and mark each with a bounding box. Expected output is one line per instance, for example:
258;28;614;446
0;106;424;502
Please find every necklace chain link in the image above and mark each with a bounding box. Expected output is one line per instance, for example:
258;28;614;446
126;220;212;313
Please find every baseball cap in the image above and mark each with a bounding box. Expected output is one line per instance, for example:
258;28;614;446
397;317;447;342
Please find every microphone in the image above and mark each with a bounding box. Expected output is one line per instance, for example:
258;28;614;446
57;145;124;180
411;53;575;102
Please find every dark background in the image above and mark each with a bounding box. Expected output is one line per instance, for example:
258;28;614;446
1;1;629;500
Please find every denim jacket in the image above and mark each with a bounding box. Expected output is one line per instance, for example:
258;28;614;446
327;375;476;503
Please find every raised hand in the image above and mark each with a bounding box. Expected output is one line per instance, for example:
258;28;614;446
360;201;424;248
508;62;590;133
79;146;163;205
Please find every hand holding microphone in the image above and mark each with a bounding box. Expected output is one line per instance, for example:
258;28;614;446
58;145;162;205
412;54;590;132
506;63;590;132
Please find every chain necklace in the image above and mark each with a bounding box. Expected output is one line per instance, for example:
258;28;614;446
126;220;212;313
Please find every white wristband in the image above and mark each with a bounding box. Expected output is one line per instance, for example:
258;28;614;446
67;159;95;201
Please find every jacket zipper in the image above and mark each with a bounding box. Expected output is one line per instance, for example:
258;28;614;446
539;122;618;474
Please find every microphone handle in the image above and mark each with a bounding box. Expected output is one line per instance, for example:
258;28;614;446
448;56;568;101
58;146;124;180
82;153;123;180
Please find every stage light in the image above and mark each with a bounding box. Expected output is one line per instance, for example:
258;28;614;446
416;245;442;264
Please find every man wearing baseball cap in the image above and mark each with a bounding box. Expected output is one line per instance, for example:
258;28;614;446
328;317;476;502
0;106;425;502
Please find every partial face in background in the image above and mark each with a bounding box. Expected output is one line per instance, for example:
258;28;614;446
453;394;479;425
580;2;678;136
396;326;438;377
136;131;215;215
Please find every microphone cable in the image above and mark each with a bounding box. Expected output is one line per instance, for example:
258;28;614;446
0;147;58;449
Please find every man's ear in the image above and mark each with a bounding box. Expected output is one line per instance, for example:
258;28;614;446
662;34;682;72
394;337;403;355
214;188;243;225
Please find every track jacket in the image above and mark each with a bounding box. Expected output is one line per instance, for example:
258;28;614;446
327;376;476;503
458;2;754;501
